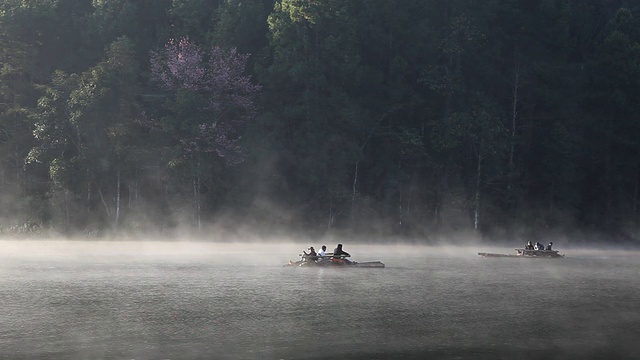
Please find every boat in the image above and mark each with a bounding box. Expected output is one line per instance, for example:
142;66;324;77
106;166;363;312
478;248;565;258
285;253;385;268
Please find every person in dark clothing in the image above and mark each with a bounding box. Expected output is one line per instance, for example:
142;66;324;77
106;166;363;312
546;242;553;251
332;244;352;264
303;246;318;262
525;241;534;250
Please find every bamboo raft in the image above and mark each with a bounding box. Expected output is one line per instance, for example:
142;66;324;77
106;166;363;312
478;249;565;258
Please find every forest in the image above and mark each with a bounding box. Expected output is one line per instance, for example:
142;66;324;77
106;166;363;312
1;0;640;244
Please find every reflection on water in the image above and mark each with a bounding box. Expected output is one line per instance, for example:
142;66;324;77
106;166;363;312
0;241;638;359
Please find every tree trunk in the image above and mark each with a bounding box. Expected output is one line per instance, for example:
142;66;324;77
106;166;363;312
406;179;413;225
350;115;385;225
86;172;92;212
64;190;70;230
509;56;521;173
115;169;121;229
434;162;448;228
634;162;638;225
328;197;334;230
398;182;403;227
350;160;359;223
193;175;201;231
474;140;484;232
97;183;111;217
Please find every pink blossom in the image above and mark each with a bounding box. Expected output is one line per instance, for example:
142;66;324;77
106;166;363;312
150;38;260;165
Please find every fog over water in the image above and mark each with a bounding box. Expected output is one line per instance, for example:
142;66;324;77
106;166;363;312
1;240;639;359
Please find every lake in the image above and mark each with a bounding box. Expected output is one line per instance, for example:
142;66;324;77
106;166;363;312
1;240;638;359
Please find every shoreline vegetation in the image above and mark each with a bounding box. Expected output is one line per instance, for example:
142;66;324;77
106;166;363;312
1;2;640;244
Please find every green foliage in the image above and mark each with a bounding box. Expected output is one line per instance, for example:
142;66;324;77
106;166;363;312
209;0;272;53
1;0;639;240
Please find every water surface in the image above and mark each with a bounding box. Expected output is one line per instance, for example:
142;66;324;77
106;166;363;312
1;241;638;359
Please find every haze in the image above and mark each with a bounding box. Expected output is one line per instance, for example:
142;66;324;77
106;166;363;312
1;238;638;359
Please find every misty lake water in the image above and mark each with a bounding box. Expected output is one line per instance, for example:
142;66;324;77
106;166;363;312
1;240;638;359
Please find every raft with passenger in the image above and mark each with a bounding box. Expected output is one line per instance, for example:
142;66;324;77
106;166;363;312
285;253;385;268
478;248;565;258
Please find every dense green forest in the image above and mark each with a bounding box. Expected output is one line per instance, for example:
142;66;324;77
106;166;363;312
1;0;640;243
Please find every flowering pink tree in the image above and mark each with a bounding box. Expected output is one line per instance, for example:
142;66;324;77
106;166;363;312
150;37;260;165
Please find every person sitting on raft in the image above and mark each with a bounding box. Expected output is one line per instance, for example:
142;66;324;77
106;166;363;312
546;242;553;251
302;246;318;262
332;244;352;264
525;241;534;250
316;245;329;263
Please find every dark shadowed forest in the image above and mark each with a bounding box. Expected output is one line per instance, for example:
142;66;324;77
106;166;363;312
1;0;640;244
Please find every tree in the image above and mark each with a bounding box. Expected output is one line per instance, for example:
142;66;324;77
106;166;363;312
0;0;52;231
149;37;260;228
583;8;640;229
28;36;143;232
209;0;273;54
